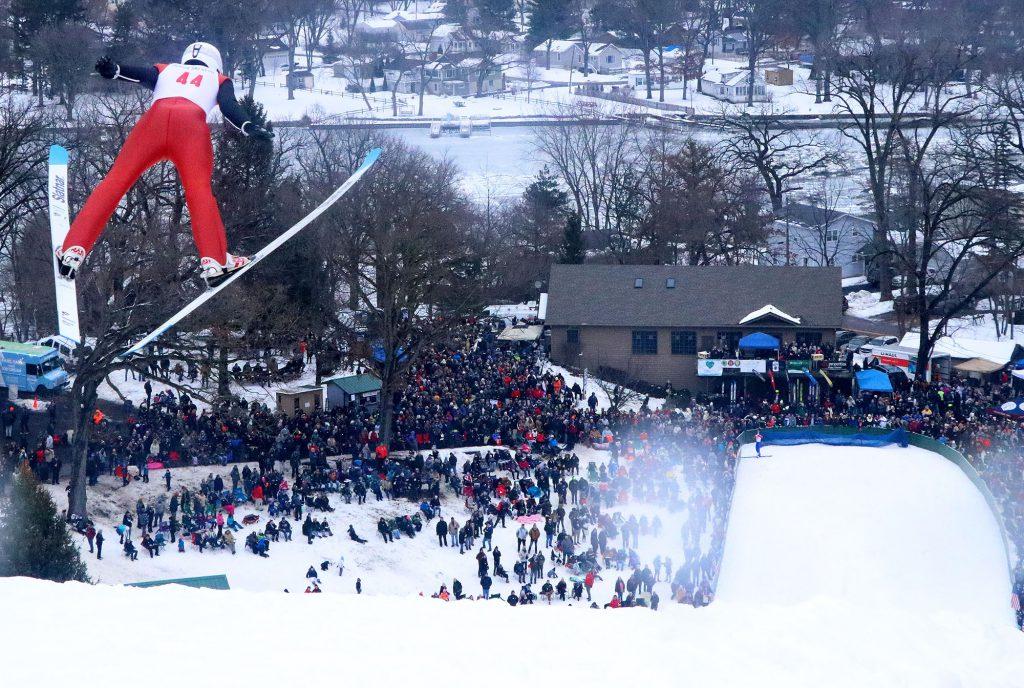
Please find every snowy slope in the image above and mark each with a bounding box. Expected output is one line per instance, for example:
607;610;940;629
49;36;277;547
18;442;1024;686
4;572;1024;688
716;443;1012;623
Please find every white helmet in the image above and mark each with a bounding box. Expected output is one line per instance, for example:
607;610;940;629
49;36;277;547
181;42;223;73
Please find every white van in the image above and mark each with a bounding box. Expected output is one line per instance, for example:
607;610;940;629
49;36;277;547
36;334;78;364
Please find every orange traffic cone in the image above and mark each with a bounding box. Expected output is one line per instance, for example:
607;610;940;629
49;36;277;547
32;395;38;410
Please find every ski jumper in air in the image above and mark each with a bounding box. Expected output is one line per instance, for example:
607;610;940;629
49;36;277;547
56;42;273;286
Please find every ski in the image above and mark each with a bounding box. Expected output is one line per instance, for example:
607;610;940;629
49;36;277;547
48;145;82;344
120;147;381;358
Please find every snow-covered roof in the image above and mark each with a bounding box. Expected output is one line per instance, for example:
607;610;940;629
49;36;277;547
358;17;398;30
536;40;580;53
433;23;461;38
899;333;1020;366
739;304;802;325
717;70;762;87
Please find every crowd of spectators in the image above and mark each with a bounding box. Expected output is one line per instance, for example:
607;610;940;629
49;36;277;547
4;322;1024;621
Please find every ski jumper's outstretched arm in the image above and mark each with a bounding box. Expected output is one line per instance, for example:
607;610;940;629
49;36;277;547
216;80;273;140
95;56;159;89
96;56;273;139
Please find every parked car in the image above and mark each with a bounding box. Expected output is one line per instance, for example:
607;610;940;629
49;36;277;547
857;335;899;354
841;335;870;353
834;330;859;348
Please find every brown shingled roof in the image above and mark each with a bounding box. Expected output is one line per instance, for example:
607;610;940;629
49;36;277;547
546;264;843;329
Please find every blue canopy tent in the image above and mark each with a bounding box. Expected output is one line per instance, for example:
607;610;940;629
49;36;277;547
855;369;893;393
738;332;780;350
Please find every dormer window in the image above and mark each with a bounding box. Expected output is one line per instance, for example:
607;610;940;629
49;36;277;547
634;278;644;288
666;278;676;288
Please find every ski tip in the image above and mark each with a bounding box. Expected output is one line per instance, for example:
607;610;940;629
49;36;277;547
49;145;68;165
362;147;382;168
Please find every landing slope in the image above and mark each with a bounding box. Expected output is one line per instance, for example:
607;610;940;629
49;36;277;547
716;443;1011;623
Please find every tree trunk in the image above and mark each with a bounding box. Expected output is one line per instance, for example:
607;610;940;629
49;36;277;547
643;52;653;99
218;346;230;397
747;46;756;107
658;49;665;103
287;45;296;100
378;379;395;447
915;312;931;382
66;377;99;518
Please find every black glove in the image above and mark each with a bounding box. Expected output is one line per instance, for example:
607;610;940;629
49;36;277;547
244;122;275;141
95;56;117;79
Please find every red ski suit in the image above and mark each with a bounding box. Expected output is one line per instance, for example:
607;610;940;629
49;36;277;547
63;62;249;264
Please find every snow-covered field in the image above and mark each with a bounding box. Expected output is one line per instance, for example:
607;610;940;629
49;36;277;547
13;440;1024;687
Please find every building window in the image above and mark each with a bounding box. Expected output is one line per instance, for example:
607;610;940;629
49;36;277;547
632;330;658;355
634;278;644;288
567;328;580;345
700;336;715;351
796;331;822;346
666;278;676;288
717;330;742;352
671;330;696;355
825;229;839;243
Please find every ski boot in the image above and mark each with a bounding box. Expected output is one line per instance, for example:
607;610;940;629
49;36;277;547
200;253;251;288
55;245;86;280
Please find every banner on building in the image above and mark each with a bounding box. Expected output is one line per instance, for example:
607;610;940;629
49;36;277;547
698;359;724;376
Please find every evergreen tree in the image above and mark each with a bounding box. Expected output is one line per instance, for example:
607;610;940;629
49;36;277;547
0;464;88;582
560;211;585;264
523;165;569;217
527;0;572;68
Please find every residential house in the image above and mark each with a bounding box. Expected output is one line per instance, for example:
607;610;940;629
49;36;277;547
532;40;583;70
589;43;627;74
387;55;505;96
546;264;843;391
708;70;767;103
258;37;290;76
716;28;749;54
772;202;875;278
429;24;477;54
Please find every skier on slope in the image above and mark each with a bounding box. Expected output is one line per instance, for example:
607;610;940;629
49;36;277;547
55;42;273;287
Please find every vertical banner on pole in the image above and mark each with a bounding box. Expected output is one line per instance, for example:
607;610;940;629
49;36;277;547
48;145;81;344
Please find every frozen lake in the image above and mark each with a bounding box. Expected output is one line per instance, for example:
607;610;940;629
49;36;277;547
391;123;870;208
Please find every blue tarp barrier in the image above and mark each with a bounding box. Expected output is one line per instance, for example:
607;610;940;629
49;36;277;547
856;369;893;392
758;427;909;448
992;398;1024;416
738;331;780;349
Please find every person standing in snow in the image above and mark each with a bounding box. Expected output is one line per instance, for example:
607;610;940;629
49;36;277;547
516;524;528;552
95;530;104;560
356;578;362;594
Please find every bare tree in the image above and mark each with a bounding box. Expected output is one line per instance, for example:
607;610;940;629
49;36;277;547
787;176;857;267
332;139;480;446
717;105;841;212
533;103;642;244
301;0;340;68
831;31;978;300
